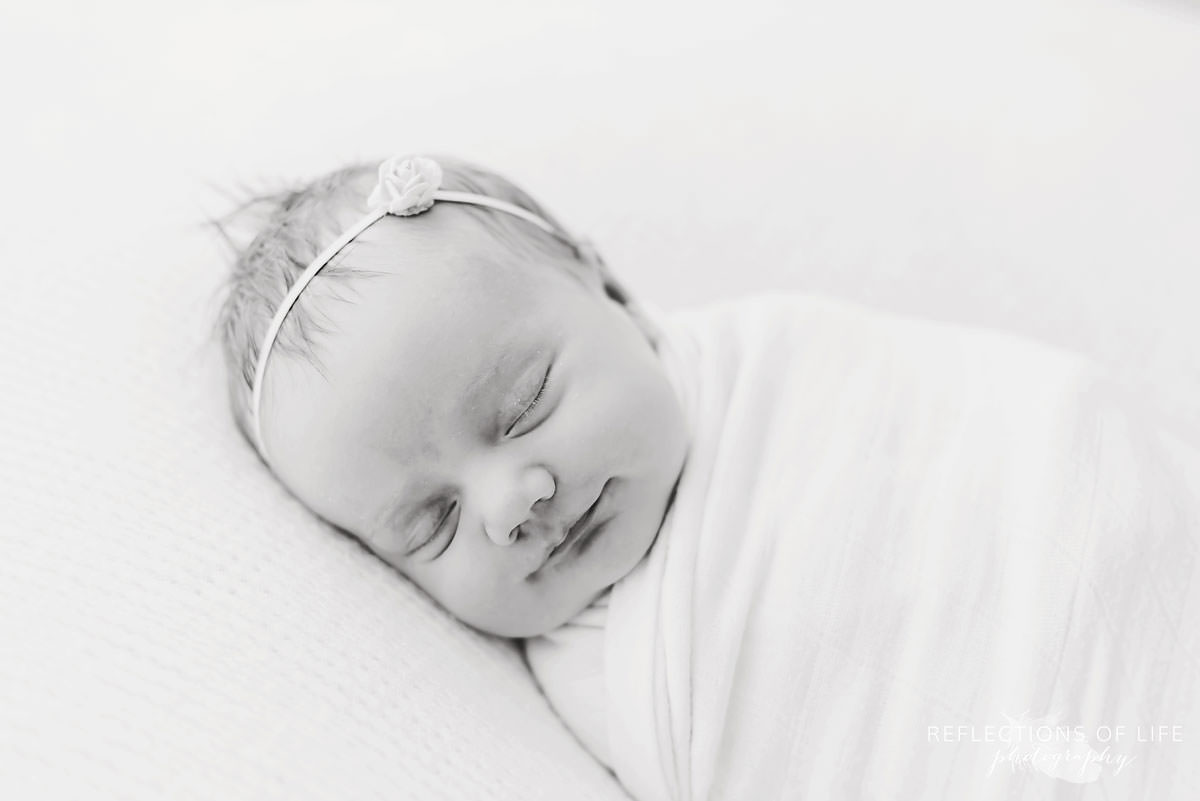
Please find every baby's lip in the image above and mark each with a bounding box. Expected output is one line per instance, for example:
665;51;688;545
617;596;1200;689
534;480;611;575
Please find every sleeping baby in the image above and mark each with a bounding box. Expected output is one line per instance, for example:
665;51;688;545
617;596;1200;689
215;155;1200;800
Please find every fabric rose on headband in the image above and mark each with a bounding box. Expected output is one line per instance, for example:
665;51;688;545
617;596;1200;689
368;156;443;216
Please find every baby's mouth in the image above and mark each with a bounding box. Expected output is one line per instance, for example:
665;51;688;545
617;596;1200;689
536;479;612;574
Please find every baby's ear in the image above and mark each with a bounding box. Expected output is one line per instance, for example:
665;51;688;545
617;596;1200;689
576;238;665;348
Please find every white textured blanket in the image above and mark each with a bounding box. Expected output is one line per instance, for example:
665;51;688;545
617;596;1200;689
606;293;1200;800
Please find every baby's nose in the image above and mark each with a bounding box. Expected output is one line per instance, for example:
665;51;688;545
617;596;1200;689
481;465;556;546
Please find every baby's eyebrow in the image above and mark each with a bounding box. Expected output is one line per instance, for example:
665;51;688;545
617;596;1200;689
454;343;548;429
460;352;513;410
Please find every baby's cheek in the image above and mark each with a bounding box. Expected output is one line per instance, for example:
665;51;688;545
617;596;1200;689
589;390;651;458
411;554;494;608
625;375;681;451
437;575;515;631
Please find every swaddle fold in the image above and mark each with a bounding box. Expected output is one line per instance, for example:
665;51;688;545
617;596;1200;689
607;293;1200;800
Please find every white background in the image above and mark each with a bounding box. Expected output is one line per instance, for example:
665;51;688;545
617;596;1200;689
1;2;1197;798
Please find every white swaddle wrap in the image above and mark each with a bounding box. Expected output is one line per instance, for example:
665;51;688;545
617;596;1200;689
605;293;1200;800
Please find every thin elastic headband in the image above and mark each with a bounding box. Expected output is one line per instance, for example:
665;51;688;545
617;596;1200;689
249;155;576;464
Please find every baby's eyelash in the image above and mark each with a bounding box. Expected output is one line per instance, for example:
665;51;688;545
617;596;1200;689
526;370;550;413
507;365;552;436
429;501;457;559
409;499;455;558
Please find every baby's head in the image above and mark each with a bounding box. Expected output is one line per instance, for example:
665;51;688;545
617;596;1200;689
214;155;688;637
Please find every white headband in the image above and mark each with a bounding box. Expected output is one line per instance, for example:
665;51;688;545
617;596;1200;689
249;155;576;464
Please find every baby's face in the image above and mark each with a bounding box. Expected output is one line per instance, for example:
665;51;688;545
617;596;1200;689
260;212;689;637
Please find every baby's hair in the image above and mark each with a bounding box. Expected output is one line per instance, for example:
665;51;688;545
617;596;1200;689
208;155;588;450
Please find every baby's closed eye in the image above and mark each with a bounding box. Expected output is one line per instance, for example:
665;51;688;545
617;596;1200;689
505;362;554;438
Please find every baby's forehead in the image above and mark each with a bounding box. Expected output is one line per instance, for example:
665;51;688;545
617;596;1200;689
306;241;545;427
345;207;517;282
